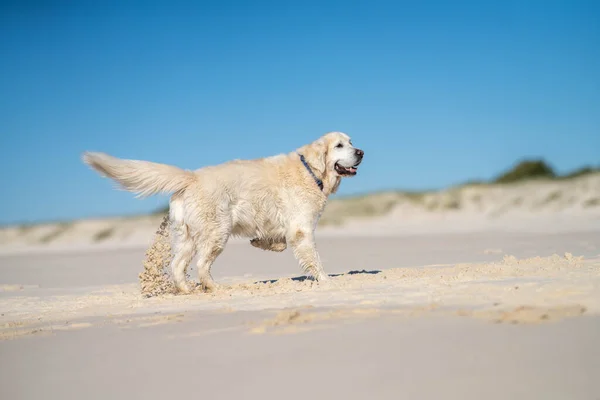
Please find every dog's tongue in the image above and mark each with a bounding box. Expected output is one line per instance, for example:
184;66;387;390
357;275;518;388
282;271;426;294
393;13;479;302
348;167;357;173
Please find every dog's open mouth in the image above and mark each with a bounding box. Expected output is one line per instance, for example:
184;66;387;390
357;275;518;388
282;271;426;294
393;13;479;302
335;162;359;176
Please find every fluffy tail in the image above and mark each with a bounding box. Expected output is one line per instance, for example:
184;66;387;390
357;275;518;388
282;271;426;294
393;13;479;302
82;152;197;198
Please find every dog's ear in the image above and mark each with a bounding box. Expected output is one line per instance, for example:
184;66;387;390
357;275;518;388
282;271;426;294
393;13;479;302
300;138;328;175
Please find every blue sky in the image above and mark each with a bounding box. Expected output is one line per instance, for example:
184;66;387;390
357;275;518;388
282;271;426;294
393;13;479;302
1;0;599;225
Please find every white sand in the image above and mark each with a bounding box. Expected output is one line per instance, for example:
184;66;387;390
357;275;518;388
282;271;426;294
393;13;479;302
1;229;600;399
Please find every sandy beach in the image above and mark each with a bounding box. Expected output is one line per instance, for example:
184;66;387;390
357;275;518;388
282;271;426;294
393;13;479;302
1;173;599;399
1;228;600;399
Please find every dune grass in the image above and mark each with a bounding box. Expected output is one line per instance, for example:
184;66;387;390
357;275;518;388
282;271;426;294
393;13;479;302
39;222;72;244
93;227;116;242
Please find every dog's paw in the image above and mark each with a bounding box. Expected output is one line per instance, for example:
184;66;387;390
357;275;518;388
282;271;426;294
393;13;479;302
174;283;192;295
250;238;287;252
200;279;221;293
269;242;287;252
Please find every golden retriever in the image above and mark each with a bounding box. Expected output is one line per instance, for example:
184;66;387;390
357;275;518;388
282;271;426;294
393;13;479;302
82;131;364;293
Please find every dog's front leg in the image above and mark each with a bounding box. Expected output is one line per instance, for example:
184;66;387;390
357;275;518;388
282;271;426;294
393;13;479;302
287;228;329;282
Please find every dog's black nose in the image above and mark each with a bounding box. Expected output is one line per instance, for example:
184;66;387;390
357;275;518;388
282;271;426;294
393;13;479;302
355;148;364;157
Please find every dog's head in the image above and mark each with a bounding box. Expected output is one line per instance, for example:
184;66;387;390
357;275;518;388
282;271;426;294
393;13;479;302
299;131;364;179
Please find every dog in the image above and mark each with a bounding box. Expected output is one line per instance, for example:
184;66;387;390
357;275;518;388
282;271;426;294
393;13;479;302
82;131;364;293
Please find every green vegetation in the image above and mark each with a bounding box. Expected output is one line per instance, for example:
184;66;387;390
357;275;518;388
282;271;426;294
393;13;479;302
39;222;72;244
584;198;600;208
493;159;599;184
493;160;556;184
94;227;115;242
538;190;562;207
17;224;36;235
561;166;600;180
152;205;170;215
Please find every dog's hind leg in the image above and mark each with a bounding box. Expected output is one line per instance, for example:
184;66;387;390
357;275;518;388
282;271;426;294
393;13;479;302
193;208;232;293
169;198;197;294
195;243;225;293
169;223;196;293
195;229;229;292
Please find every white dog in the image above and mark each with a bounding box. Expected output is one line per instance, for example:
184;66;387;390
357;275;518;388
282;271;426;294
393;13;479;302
82;131;364;293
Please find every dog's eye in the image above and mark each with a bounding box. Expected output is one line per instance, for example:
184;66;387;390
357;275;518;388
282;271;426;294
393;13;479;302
336;143;343;148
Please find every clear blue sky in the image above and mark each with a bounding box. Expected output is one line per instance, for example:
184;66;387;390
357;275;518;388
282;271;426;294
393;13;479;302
1;0;599;225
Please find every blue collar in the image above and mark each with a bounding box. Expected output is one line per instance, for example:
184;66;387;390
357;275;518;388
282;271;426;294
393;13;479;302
298;153;324;191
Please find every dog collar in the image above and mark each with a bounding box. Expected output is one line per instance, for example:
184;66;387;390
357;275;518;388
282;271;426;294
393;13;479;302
298;153;324;191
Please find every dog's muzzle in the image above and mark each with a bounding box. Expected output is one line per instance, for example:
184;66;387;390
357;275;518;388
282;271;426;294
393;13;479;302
335;148;364;176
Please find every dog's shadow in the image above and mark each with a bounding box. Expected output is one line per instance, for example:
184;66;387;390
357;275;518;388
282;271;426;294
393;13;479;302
257;269;381;285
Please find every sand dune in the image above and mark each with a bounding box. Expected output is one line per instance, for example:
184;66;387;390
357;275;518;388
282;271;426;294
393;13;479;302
1;172;598;253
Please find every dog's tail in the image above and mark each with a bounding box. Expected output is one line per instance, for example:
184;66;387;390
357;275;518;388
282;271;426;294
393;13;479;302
82;152;197;198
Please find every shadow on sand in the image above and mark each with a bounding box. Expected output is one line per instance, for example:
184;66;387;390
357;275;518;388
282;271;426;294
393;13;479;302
257;269;381;285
